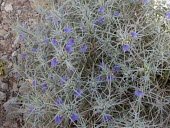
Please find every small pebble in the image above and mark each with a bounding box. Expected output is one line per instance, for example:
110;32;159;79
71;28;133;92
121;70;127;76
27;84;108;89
4;3;13;12
11;51;17;57
0;91;6;103
4;32;12;39
0;82;8;90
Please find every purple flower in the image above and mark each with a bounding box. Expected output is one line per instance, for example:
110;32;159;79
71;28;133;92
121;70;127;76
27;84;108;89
52;39;57;45
166;12;170;20
135;90;143;97
51;59;58;68
42;83;47;90
32;48;37;53
65;44;73;53
46;14;52;19
55;116;63;124
20;34;25;40
53;18;58;24
64;27;71;33
96;76;102;82
50;74;56;80
98;7;105;13
30;106;35;113
142;0;149;4
81;45;88;52
99;61;105;69
74;89;83;98
32;80;37;86
44;37;49;44
131;31;138;38
122;44;130;52
21;53;27;57
71;114;79;122
97;18;105;23
60;76;68;85
14;72;19;78
67;68;75;73
56;98;63;105
106;75;115;82
103;115;112;121
114;11;119;16
81;25;85;31
68;38;74;46
113;65;120;73
93;20;98;24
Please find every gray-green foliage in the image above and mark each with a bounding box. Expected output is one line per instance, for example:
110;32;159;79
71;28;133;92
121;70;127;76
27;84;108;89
13;0;170;127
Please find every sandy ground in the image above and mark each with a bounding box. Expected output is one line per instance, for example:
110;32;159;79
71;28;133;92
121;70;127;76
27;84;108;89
0;0;38;127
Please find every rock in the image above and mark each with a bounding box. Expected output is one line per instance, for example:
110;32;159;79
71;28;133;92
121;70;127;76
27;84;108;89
14;36;19;45
0;91;6;103
0;29;7;37
3;120;18;127
17;10;22;15
19;84;32;94
11;44;15;48
0;40;7;47
12;82;18;92
1;54;8;60
1;2;5;6
0;82;8;90
4;3;13;12
4;32;12;39
6;111;21;120
0;35;4;40
3;25;9;31
3;98;19;112
11;51;17;57
7;62;13;68
3;121;11;127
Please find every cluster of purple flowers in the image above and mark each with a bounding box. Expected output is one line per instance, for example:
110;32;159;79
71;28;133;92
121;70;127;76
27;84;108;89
54;89;83;124
95;7;120;24
54;113;79;125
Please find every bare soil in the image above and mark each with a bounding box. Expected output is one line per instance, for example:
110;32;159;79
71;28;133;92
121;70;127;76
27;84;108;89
0;0;38;127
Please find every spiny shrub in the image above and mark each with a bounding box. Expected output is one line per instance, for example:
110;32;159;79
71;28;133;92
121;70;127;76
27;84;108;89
13;0;170;127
